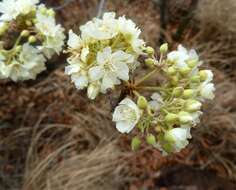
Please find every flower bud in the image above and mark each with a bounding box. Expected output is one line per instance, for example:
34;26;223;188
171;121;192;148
167;66;176;75
190;75;200;83
172;87;184;97
186;59;198;68
178;111;193;124
40;7;47;14
131;137;141;151
146;46;154;55
171;76;179;86
199;70;208;82
87;84;99;100
47;9;55;17
28;35;37;43
165;113;178;124
21;30;30;37
183;89;194;99
179;66;191;75
137;96;148;109
0;22;8;35
146;134;156;145
15;45;22;52
160;43;168;54
25;20;32;26
185;100;202;112
145;58;155;66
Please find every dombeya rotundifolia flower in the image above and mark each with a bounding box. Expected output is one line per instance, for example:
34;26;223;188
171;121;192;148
113;98;141;133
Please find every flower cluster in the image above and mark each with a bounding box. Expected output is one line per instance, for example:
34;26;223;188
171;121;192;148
0;0;65;81
112;44;215;154
65;12;145;99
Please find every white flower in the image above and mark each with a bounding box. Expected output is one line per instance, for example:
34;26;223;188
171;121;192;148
35;9;61;37
117;16;144;54
87;83;100;100
65;60;89;90
113;98;141;133
39;28;65;58
17;0;38;15
68;30;82;49
167;45;199;68
88;47;134;93
148;93;163;111
164;128;189;152
0;0;38;21
35;8;65;58
0;44;46;81
80;12;118;40
199;82;215;100
0;0;19;21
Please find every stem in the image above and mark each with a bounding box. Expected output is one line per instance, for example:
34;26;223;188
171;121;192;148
13;35;22;48
136;86;167;92
135;68;159;86
133;90;140;97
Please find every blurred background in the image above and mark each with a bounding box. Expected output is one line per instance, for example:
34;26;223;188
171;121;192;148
1;0;236;189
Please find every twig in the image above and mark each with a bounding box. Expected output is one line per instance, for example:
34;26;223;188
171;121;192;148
97;0;107;18
157;0;169;44
50;0;78;11
172;0;199;41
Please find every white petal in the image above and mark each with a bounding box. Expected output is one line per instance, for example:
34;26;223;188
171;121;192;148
116;121;135;133
68;30;81;49
81;47;89;62
72;74;88;89
88;66;104;81
113;62;129;81
65;65;80;75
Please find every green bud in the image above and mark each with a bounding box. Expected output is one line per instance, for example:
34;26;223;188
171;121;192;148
146;46;155;55
183;89;194;99
178;111;192;124
165;113;178;123
172;87;184;97
190;75;200;83
167;66;176;75
185;99;202;112
171;76;179;86
137;96;148;109
160;43;168;54
47;9;55;17
0;22;9;35
146;134;156;145
179;66;191;75
186;59;198;68
162;143;173;153
155;125;162;133
15;45;22;52
28;35;37;43
131;137;141;151
25;20;32;26
199;70;207;82
40;7;47;15
21;30;30;37
145;58;155;67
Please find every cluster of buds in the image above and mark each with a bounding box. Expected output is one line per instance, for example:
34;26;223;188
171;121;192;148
65;12;145;99
112;43;215;154
0;0;65;81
